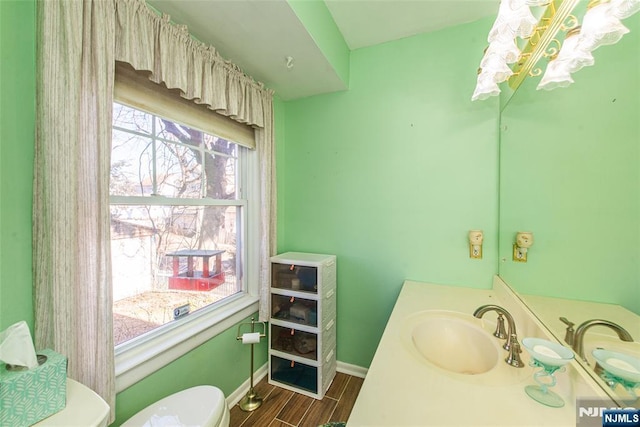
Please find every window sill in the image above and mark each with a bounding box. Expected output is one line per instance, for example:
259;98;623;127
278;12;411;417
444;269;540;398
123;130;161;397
115;294;259;392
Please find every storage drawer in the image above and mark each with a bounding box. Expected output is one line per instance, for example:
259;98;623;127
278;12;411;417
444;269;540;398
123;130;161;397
271;263;318;294
270;355;318;394
271;325;318;361
269;253;336;400
271;294;318;327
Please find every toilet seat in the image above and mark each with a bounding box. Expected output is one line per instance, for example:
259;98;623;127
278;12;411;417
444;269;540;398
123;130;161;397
121;385;229;427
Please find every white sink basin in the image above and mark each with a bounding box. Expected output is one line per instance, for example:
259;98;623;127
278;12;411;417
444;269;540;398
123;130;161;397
403;310;500;375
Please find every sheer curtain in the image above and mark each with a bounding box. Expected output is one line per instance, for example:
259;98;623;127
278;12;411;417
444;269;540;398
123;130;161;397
34;0;116;421
256;95;277;322
34;0;275;421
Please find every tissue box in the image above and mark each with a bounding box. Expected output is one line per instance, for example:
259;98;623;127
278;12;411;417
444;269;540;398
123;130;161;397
290;303;311;324
0;348;67;426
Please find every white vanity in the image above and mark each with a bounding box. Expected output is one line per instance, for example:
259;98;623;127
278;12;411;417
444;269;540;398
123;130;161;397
348;277;616;426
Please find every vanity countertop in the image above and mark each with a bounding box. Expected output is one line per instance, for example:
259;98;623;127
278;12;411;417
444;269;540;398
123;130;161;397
347;279;612;426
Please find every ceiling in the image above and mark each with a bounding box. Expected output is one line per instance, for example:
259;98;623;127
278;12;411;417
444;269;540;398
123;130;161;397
148;0;499;100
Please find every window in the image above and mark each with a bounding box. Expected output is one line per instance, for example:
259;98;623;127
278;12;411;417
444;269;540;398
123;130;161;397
110;102;247;345
111;62;260;391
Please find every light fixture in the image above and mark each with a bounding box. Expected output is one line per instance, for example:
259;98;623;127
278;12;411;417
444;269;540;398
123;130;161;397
537;26;586;90
579;1;630;52
472;0;640;100
468;230;484;259
513;231;534;262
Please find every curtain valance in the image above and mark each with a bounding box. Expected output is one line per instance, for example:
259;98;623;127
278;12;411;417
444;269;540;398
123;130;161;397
114;0;272;129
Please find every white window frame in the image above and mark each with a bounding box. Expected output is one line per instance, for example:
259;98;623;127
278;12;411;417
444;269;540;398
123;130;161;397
111;105;261;392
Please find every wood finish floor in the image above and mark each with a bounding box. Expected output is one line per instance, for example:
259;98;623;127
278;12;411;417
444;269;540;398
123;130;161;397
230;372;363;427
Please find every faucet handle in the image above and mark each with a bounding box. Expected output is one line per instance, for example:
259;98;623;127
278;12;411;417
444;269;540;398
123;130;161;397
559;317;574;327
493;314;508;339
559;317;575;346
505;335;525;368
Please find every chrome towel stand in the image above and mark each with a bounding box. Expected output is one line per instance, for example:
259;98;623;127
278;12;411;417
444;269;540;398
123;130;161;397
236;318;266;412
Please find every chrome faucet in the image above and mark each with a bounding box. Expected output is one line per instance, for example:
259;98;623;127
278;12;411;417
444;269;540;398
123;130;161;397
572;319;634;364
559;317;575;346
473;304;524;368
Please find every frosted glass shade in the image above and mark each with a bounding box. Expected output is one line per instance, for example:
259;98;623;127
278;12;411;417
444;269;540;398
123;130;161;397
554;32;595;74
472;73;501;101
610;0;640;19
579;3;630;52
524;0;551;5
537;59;575;91
480;53;514;83
486;37;522;64
488;0;538;41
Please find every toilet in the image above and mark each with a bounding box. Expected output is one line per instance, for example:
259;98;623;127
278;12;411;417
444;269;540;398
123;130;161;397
35;379;110;427
121;385;230;427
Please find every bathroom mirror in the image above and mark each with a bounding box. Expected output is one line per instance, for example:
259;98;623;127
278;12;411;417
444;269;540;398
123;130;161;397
520;293;640;405
497;15;639;402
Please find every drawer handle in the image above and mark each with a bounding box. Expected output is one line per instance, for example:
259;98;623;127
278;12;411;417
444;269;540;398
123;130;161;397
291;360;295;368
289;264;295;271
290;296;295;303
326;290;334;298
325;319;334;331
325;350;334;363
290;328;295;336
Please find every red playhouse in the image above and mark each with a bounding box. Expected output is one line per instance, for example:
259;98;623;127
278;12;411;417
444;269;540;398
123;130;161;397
166;249;225;291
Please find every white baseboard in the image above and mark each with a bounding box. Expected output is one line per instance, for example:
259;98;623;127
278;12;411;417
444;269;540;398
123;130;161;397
337;361;368;378
226;360;368;407
226;363;268;407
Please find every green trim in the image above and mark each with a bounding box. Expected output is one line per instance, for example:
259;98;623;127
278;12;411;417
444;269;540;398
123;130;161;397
286;0;350;86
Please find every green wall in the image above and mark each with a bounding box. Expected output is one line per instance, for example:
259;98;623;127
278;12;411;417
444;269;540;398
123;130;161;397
0;0;36;331
499;14;640;314
275;95;287;250
281;18;500;368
